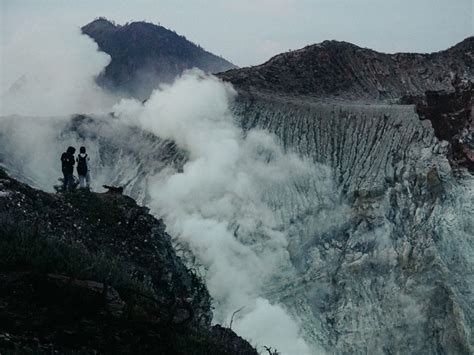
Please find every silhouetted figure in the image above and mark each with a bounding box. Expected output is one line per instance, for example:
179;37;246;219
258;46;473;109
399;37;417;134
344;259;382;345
77;146;91;189
61;146;76;192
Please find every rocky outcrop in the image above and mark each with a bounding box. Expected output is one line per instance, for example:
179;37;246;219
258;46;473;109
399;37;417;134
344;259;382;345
219;37;474;101
0;168;257;354
82;18;237;99
401;82;474;173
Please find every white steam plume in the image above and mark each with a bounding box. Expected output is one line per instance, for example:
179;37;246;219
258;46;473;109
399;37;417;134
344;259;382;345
1;14;335;351
0;17;116;116
114;70;338;354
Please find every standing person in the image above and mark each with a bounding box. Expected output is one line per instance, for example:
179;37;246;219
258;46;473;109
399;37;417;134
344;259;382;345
61;146;76;192
76;146;91;189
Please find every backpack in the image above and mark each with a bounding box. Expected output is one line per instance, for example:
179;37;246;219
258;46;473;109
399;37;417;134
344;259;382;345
61;152;68;166
61;152;73;171
77;154;88;175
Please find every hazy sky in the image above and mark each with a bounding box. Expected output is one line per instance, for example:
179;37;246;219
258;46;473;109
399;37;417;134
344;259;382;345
1;0;473;67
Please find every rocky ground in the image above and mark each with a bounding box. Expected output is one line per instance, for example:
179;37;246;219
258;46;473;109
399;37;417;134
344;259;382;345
0;168;257;354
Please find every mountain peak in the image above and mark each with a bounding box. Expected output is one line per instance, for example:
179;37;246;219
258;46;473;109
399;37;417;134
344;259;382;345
82;17;118;31
81;19;236;100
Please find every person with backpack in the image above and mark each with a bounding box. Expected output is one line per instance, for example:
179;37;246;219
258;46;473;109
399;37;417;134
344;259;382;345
76;146;91;189
61;146;76;192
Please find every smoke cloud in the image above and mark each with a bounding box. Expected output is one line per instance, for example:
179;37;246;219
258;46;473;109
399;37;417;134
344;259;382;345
1;15;339;351
114;70;340;354
0;16;115;117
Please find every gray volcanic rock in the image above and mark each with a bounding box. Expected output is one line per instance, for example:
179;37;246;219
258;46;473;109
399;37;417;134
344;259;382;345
82;18;237;99
219;37;474;100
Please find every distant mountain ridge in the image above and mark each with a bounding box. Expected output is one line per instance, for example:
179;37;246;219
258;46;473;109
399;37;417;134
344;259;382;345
82;18;237;99
218;37;474;100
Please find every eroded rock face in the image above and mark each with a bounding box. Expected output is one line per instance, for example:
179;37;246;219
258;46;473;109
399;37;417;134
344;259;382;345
229;93;473;354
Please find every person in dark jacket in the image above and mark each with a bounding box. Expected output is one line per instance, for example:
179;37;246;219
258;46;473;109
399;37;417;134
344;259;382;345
61;146;76;191
76;146;91;189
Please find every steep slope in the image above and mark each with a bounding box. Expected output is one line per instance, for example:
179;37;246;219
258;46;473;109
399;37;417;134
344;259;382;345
82;18;236;99
218;40;473;352
217;39;474;353
0;168;256;354
229;93;473;354
219;37;474;100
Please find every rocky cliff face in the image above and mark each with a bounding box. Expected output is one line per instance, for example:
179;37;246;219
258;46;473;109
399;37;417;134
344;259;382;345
0;168;256;354
229;93;473;354
219;37;474;101
82;18;236;99
217;39;473;353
